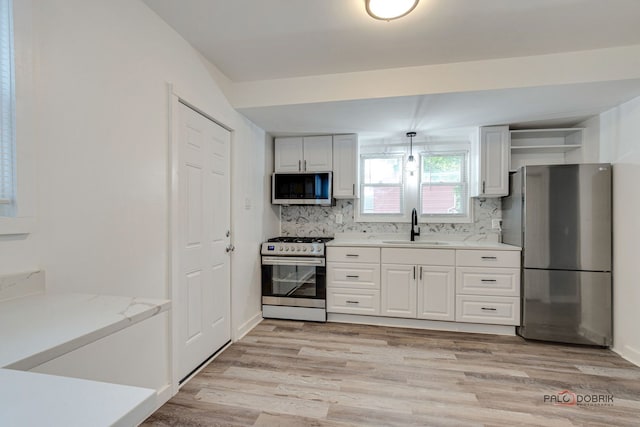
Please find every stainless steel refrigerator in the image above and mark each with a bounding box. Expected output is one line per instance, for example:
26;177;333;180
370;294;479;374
502;164;612;347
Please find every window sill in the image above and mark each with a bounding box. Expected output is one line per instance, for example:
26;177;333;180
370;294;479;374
0;217;35;236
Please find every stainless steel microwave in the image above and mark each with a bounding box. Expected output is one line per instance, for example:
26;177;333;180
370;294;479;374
272;172;332;205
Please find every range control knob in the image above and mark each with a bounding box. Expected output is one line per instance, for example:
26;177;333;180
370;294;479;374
302;247;307;252
284;246;289;251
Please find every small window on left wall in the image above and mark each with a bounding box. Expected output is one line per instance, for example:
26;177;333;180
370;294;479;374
0;0;15;217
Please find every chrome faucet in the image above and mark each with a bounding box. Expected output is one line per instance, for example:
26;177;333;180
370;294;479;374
410;208;420;241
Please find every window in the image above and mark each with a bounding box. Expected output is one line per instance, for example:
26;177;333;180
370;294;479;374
420;152;469;218
360;154;404;216
0;0;15;217
357;143;472;223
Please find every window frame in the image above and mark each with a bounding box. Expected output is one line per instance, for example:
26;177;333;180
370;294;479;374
418;150;473;223
355;141;473;224
0;0;16;216
356;152;410;222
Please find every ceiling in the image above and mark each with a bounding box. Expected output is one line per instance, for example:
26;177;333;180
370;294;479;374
144;0;640;135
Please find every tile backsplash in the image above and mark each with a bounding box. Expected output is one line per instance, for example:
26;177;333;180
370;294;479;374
281;198;501;240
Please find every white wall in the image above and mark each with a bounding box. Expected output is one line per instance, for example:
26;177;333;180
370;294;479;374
6;0;276;400
598;96;640;366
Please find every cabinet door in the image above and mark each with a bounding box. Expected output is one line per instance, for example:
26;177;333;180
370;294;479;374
333;134;357;198
381;264;416;318
478;126;509;196
274;137;303;172
417;266;455;321
303;135;333;171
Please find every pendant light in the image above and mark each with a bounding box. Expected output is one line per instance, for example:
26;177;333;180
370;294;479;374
406;131;417;175
365;0;419;21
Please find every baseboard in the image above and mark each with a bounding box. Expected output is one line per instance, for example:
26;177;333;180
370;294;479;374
155;383;173;409
614;345;640;368
328;313;516;336
233;311;263;342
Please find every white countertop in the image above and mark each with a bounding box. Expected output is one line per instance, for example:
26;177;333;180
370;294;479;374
0;288;170;427
326;234;520;251
0;291;171;370
0;369;156;427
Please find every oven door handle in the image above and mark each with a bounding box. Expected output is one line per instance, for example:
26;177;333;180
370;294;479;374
262;257;325;266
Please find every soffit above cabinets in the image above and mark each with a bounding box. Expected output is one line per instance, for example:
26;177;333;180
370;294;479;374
240;79;640;139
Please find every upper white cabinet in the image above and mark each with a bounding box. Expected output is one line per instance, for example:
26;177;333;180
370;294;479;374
332;134;358;198
274;136;333;172
470;126;510;197
509;128;583;171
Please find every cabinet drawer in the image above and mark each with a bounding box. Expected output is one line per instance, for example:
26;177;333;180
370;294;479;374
455;295;520;325
456;250;520;268
327;263;380;289
456;267;520;296
327;247;380;263
327;288;380;315
381;248;454;266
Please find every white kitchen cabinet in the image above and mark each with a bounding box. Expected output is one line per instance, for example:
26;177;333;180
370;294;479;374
326;247;381;316
274;135;333;172
470;126;510;197
417;266;455;321
509;128;583;171
327;288;380;315
381;248;455;320
456;295;520;325
332;134;358;198
381;264;416;318
455;249;521;326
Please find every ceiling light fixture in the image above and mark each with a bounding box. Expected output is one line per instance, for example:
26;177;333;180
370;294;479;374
365;0;419;21
406;131;417;175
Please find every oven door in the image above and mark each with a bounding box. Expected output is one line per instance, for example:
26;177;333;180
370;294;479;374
261;257;326;308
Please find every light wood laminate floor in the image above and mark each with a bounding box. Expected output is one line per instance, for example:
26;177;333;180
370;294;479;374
144;320;640;426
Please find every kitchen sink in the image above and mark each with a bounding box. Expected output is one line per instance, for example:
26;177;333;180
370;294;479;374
381;240;453;246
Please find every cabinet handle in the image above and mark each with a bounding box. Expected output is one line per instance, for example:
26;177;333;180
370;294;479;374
481;307;497;311
346;275;360;279
345;254;359;257
298;160;301;171
346;300;360;304
481;279;497;282
352;183;356;196
413;266;416;280
481;256;497;260
419;267;422;280
482;180;486;194
304;160;307;171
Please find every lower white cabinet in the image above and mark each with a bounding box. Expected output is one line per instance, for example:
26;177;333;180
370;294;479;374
381;264;455;321
327;245;521;326
327;247;381;316
417;266;455;321
381;264;417;318
455;251;521;326
327;288;380;315
455;295;520;325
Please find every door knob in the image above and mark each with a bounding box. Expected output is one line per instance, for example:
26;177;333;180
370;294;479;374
225;244;235;253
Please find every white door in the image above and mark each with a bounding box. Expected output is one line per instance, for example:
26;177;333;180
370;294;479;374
417;266;455;321
177;103;231;382
381;264;416;318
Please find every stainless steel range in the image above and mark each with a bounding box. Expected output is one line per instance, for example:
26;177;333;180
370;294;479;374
261;237;333;322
